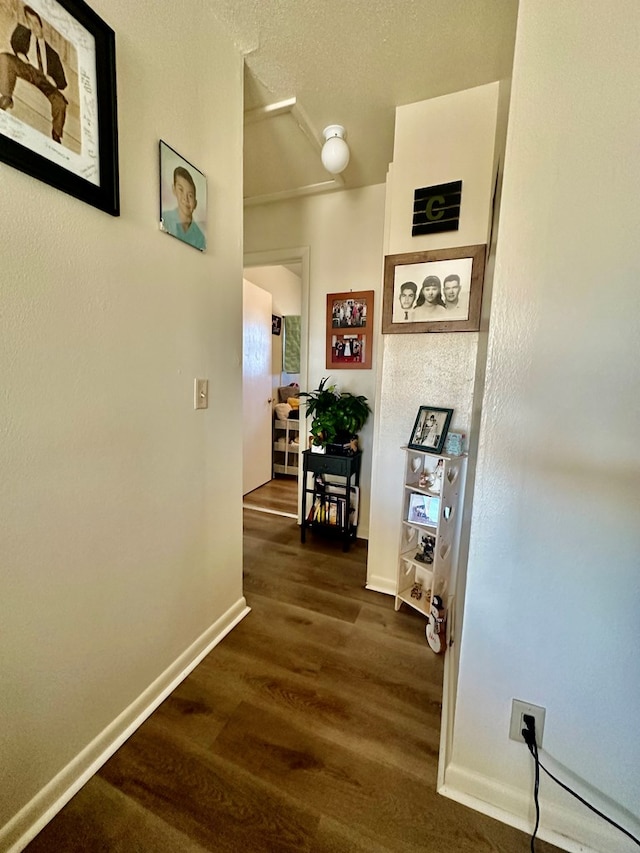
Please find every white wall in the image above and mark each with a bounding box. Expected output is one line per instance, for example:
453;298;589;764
446;3;640;851
244;264;302;388
367;83;500;594
244;184;386;538
0;0;244;846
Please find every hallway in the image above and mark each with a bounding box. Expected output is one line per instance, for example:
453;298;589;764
24;511;561;852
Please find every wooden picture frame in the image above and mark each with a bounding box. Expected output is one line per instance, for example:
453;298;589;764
0;0;119;215
382;244;486;334
326;289;374;370
408;406;453;455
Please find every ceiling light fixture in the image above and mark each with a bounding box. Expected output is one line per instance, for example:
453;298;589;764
321;125;350;175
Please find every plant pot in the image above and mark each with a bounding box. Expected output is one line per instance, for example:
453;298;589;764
326;435;359;456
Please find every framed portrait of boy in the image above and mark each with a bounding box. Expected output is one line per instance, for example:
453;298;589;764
159;140;207;252
326;289;374;369
0;0;119;215
382;245;486;334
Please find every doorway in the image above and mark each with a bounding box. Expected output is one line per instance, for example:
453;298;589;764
242;247;310;520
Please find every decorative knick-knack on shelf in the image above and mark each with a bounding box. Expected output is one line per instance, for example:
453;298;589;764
430;459;444;494
415;533;435;564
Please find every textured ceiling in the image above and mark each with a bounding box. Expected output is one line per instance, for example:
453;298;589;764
207;0;519;203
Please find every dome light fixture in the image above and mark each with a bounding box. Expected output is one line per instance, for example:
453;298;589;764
321;125;350;175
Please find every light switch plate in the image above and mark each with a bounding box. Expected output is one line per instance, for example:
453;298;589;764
194;378;208;409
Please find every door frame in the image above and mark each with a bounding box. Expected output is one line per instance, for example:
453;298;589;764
243;246;310;523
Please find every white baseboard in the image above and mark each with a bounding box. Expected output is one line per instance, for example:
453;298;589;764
365;576;395;596
437;636;456;790
441;762;638;853
1;597;250;853
356;524;369;541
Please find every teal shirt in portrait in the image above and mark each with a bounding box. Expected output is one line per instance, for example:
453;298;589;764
162;208;206;251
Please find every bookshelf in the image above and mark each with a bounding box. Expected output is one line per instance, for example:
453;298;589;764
273;418;300;476
396;447;467;652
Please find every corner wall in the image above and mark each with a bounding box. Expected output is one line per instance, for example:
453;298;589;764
0;0;244;845
447;3;640;851
367;83;501;594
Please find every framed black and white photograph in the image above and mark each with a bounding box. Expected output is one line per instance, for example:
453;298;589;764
382;245;486;334
408;406;453;454
272;314;282;336
0;0;119;215
159;140;207;252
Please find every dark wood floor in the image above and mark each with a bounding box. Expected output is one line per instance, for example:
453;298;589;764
244;476;298;516
24;511;562;852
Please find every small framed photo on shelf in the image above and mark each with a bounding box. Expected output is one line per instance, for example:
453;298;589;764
444;431;465;456
408;406;453;454
326;290;374;369
408;492;440;526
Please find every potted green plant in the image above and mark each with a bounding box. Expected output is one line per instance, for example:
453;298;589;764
300;377;371;454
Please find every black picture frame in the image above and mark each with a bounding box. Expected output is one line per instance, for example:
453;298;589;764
272;314;282;336
0;0;119;216
408;406;453;454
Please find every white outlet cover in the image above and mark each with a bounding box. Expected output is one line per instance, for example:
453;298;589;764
509;699;545;747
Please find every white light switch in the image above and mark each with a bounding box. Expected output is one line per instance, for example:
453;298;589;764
194;378;208;410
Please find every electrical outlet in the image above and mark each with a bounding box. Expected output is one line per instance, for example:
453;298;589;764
509;699;545;747
194;378;208;410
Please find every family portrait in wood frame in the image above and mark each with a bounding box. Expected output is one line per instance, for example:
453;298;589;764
382;244;486;334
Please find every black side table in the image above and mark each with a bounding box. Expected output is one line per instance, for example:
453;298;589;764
301;449;362;552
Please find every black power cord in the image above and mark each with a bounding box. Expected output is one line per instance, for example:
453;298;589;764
521;714;640;851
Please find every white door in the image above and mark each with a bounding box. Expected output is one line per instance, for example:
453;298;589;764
242;280;273;495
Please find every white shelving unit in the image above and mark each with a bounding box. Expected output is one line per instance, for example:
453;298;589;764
395;446;467;650
273;418;300;476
